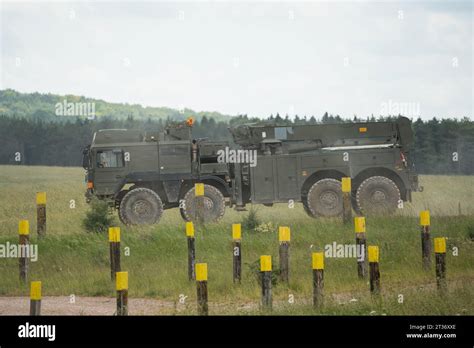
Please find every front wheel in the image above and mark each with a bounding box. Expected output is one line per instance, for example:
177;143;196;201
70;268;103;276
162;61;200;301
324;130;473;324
355;176;400;215
305;178;343;217
119;187;164;225
181;184;225;223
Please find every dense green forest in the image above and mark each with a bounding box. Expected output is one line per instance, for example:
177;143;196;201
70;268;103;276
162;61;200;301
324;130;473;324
0;90;473;174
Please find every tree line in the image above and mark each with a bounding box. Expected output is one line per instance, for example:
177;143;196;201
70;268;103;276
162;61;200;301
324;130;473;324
0;113;473;174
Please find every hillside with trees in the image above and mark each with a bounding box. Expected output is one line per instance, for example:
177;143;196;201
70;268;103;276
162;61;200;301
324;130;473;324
0;90;473;174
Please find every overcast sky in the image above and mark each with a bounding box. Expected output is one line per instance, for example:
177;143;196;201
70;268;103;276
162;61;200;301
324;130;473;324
1;1;472;119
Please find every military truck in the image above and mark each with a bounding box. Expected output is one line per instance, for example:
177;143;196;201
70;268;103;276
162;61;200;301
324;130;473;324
82;116;421;225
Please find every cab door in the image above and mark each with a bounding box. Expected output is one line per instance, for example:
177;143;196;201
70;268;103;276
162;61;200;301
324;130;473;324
92;148;126;195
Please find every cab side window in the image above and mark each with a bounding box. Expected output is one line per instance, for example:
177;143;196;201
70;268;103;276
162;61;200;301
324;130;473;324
96;149;124;168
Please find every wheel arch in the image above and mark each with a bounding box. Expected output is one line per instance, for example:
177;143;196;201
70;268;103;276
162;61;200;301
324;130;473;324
301;169;346;198
179;176;231;199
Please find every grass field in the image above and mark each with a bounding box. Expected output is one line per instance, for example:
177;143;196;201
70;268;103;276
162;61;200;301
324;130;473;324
0;165;473;315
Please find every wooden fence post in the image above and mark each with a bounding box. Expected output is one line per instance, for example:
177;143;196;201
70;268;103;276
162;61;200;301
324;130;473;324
108;227;121;281
342;177;352;224
312;252;324;308
186;222;196;280
278;226;290;283
36;192;47;238
232;224;242;284
30;281;41;316
19;220;29;283
420;210;431;270
196;263;208;315
116;271;128;316
354;216;367;279
434;237;447;293
368;246;380;295
194;183;205;225
260;255;272;310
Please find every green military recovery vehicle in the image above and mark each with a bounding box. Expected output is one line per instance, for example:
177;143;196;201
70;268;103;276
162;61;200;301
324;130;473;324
82;116;421;225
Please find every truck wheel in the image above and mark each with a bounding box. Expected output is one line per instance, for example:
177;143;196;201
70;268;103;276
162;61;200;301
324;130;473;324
181;184;225;223
302;199;316;218
356;176;400;215
179;207;190;222
119;188;164;225
306;179;343;217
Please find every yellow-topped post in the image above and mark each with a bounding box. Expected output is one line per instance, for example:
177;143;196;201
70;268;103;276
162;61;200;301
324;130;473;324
368;246;380;294
195;263;208;315
260;255;272;310
186;221;196;281
19;220;30;282
354;216;367;279
36;192;47;237
194;183;205;225
419;210;431;271
108;227;121;281
311;252;324;308
278;226;291;283
232;224;242;283
29;281;42;315
434;237;447;293
341;177;352;224
115;271;128;316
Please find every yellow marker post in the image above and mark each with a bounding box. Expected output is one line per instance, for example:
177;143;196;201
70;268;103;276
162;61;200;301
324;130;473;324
186;222;196;280
312;252;324;308
194;183;205;224
232;224;241;240
260;255;272;310
36;192;47;237
195;263;208;315
30;281;42;315
278;226;290;242
419;210;431;270
195;183;204;197
434;237;446;254
19;220;30;282
368;246;380;294
196;263;208;282
354;217;367;279
341;177;351;193
232;224;242;283
342;178;352;224
116;271;128;316
186;222;195;237
278;227;290;283
434;237;447;292
260;255;272;272
312;252;324;270
368;246;379;263
354;217;366;233
108;227;121;281
420;210;430;226
36;192;46;205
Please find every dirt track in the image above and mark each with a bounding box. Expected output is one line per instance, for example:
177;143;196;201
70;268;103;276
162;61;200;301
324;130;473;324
0;296;181;315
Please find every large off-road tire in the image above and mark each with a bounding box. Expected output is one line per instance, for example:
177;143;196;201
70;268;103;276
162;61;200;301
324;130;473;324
179;207;190;222
119;187;164;225
302;198;316;218
181;184;225;223
306;178;343;217
356;176;400;216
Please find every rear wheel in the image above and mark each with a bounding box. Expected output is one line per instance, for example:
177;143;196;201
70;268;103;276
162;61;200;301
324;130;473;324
119;187;164;225
306;178;343;217
356;176;400;215
181;184;225;223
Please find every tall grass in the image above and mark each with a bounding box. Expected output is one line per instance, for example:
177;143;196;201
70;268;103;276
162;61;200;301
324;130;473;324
0;165;473;315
